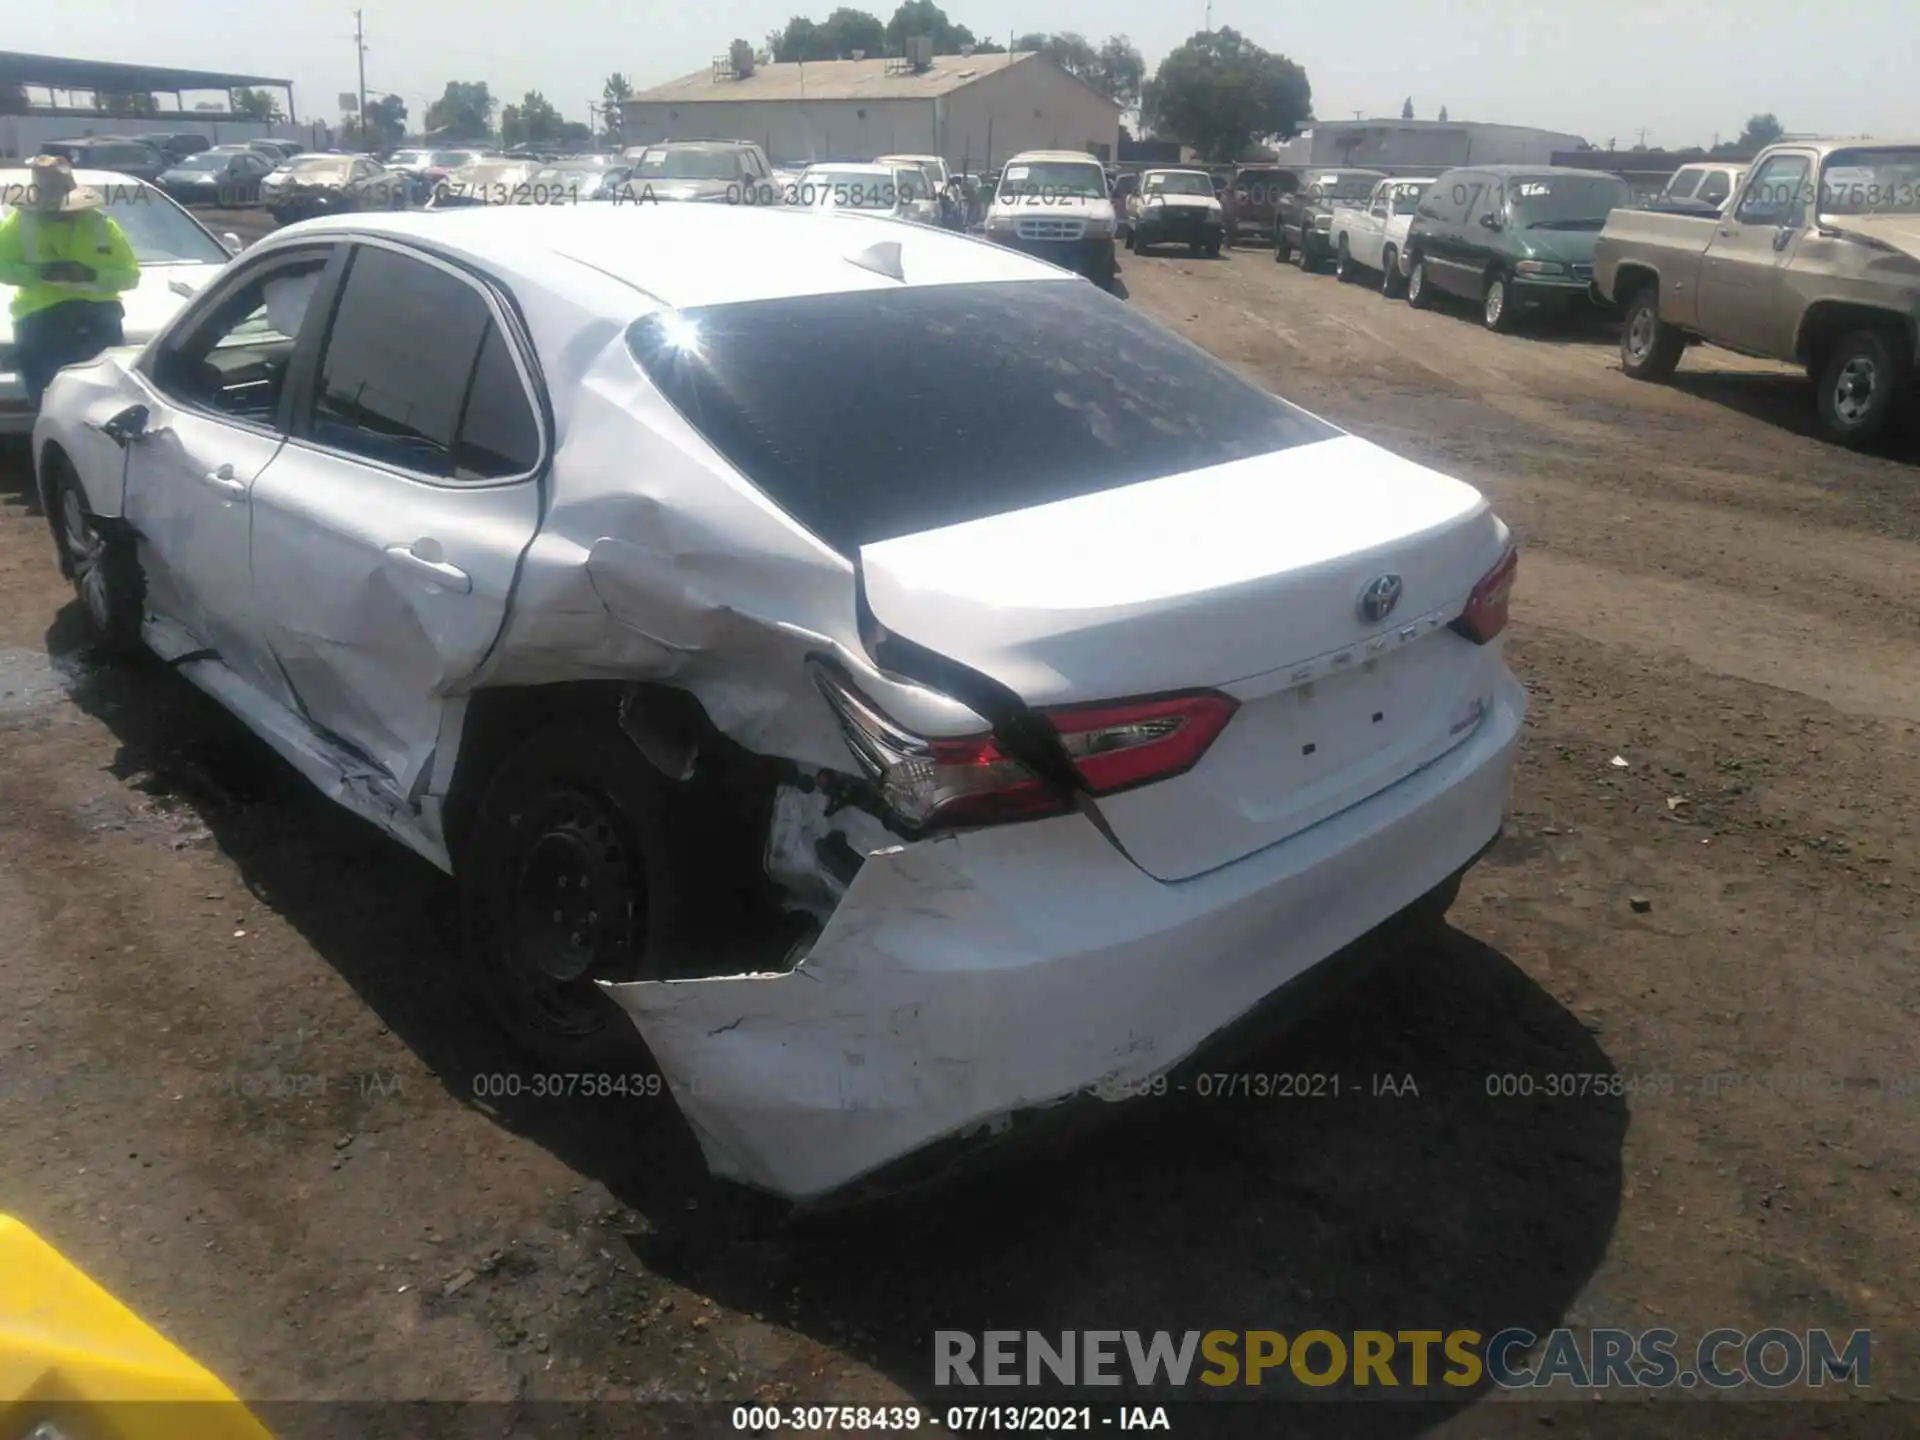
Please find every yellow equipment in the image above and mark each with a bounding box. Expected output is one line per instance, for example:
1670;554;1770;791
0;1215;272;1439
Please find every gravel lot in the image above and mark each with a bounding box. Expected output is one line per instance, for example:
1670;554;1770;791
2;227;1917;1438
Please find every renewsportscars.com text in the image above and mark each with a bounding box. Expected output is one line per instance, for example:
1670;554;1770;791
934;1327;1870;1391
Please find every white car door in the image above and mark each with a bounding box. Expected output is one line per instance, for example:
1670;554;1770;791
124;242;343;705
245;239;545;797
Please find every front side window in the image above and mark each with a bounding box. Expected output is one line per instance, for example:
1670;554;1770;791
309;245;539;480
1665;169;1704;199
151;254;332;424
626;279;1338;555
1736;154;1811;226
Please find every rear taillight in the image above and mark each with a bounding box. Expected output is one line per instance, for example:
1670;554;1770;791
1451;543;1519;644
812;665;1238;831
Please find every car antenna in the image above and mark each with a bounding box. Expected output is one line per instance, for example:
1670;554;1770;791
845;239;906;282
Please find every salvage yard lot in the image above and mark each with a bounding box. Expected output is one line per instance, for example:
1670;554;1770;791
2;237;1918;1436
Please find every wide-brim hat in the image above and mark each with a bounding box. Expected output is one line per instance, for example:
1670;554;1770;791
26;154;103;213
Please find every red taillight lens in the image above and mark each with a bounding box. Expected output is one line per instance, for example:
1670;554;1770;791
812;665;1239;832
1452;543;1519;645
1048;692;1240;796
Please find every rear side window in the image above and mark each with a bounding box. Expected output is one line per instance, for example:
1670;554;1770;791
309;245;540;480
627;279;1338;554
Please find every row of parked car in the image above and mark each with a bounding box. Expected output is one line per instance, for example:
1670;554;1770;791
1244;139;1920;449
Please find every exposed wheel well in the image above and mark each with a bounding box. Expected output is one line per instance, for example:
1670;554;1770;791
1613;264;1659;306
1797;303;1916;372
440;680;789;873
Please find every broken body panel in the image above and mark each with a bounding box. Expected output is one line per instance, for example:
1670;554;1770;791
34;205;1525;1202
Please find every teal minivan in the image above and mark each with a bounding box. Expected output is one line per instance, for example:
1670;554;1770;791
1402;166;1631;331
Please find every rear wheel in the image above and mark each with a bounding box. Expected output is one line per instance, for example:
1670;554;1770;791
1274;230;1291;264
1619;287;1685;381
1405;256;1433;309
461;723;685;1068
1815;328;1911;450
1381;245;1406;298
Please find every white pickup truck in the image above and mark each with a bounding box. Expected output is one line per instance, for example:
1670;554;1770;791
1329;177;1433;295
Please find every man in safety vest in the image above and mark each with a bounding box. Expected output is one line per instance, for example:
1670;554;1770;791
0;154;139;409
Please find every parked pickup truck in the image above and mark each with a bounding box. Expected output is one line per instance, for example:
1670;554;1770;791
1331;177;1433;295
1594;138;1920;448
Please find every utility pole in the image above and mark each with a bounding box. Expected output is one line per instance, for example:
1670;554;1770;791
353;9;369;142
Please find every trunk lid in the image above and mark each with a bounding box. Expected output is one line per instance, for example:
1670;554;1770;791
859;434;1509;880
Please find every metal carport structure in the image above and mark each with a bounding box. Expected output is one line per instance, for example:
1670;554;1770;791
0;51;295;122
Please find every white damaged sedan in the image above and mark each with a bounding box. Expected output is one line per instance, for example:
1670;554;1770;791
33;203;1523;1203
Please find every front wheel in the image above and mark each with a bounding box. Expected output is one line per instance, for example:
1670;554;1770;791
1405;256;1433;309
1334;236;1356;282
461;723;685;1067
1619;288;1684;381
1816;328;1911;450
1483;272;1518;333
48;461;145;657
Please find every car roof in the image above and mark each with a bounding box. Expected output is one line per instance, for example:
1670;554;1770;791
1005;150;1104;163
876;153;941;162
271;203;1067;312
1141;167;1211;177
805;162;906;172
1452;164;1622;178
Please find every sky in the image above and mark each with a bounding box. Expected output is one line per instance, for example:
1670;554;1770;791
8;0;1917;148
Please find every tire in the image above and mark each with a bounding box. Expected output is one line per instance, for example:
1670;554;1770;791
1619;287;1684;381
1293;235;1313;271
1406;256;1433;309
1274;231;1291;264
47;460;144;658
1483;271;1518;333
1125;227;1138;253
1381;245;1406;299
1188;240;1204;257
1815;328;1911;450
1334;236;1355;282
460;722;687;1068
1204;239;1221;258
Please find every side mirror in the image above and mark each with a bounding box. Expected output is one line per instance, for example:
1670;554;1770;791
100;403;151;447
221;232;244;254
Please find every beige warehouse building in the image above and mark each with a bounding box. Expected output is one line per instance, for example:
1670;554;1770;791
620;50;1121;170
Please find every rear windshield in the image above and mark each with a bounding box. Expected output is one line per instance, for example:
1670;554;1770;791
626;279;1337;553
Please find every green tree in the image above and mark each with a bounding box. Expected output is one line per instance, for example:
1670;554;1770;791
1016;33;1143;108
729;37;757;73
886;0;975;55
770;8;887;60
501;90;564;147
364;93;407;148
424;81;495;140
229;87;281;122
1141;28;1312;162
602;72;632;140
1438;105;1449;122
1714;112;1782;155
1401;96;1414;119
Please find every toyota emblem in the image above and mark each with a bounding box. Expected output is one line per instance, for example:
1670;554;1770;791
1357;574;1404;624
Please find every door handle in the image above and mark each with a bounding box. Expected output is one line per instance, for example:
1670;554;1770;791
203;463;248;498
384;542;472;594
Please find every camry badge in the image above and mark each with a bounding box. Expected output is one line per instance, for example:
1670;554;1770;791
1358;574;1404;624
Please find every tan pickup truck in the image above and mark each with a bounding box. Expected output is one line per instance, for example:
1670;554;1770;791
1592;138;1920;447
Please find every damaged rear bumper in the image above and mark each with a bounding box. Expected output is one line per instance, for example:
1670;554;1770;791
604;672;1525;1202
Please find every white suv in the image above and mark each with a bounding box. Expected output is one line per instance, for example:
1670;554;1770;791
982;149;1119;286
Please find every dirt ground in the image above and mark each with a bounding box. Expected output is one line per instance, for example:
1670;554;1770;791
2;227;1918;1439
